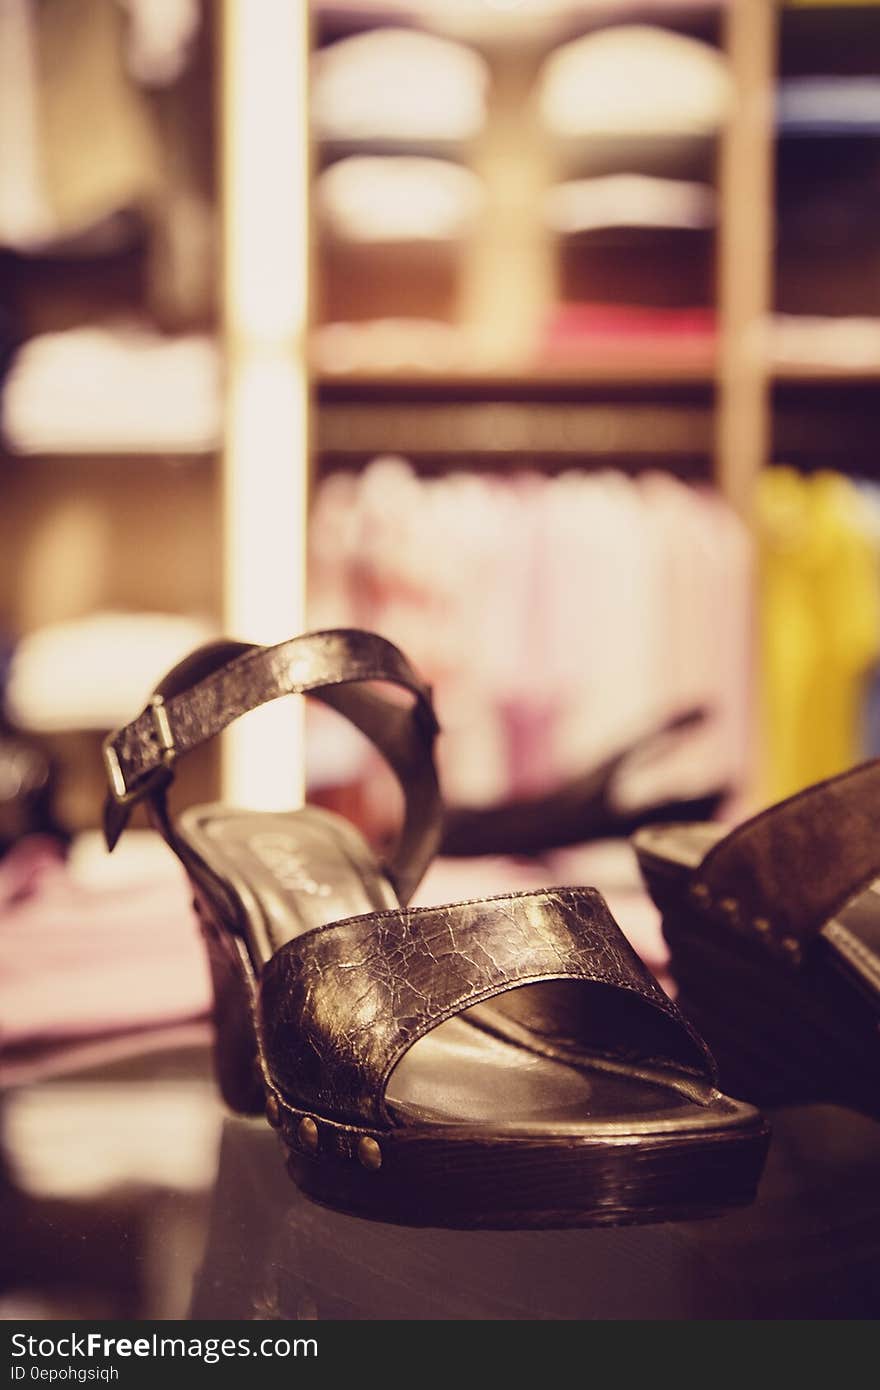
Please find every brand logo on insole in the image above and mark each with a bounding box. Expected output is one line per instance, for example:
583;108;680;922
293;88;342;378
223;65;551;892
248;833;333;897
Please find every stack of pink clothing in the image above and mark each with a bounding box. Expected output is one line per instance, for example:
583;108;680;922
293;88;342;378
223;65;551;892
0;835;211;1087
541;303;716;366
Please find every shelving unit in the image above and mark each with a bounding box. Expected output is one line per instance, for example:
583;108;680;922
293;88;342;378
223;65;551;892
0;2;224;829
310;2;880;499
716;0;776;516
316;370;715;472
309;1;763;504
4;1;880;828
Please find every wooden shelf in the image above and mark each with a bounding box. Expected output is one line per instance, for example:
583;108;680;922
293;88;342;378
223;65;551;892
316;358;717;393
1;445;218;462
317;402;714;465
771;360;880;383
314;1;727;45
316;358;716;463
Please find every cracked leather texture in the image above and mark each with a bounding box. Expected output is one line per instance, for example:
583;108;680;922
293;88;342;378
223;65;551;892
698;759;880;948
258;887;716;1127
102;629;442;905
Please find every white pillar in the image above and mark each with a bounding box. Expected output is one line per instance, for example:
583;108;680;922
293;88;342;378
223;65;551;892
220;0;311;808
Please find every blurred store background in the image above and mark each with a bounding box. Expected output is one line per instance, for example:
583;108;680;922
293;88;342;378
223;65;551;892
3;0;880;1318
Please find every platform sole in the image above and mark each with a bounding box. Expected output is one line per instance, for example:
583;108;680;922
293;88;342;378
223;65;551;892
637;849;880;1120
267;1084;768;1231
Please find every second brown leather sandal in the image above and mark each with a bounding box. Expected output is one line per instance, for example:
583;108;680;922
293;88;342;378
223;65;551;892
634;761;880;1119
102;629;767;1229
441;708;726;858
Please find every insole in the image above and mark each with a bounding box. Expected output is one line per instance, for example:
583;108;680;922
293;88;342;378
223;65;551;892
634;822;880;1002
179;805;747;1133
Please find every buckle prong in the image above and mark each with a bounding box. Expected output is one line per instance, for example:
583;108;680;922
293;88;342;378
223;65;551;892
150;694;175;757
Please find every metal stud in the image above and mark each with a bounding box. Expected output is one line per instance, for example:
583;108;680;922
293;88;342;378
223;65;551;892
265;1094;281;1128
720;897;739;918
297;1116;319;1155
781;936;801;962
753;917;770;934
357;1136;382;1171
690;883;711;906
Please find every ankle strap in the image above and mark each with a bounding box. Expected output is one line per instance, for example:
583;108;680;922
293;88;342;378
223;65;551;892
102;628;442;905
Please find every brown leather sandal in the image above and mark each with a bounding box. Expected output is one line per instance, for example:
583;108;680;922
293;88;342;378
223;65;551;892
441;708;726;857
634;761;880;1118
102;629;767;1229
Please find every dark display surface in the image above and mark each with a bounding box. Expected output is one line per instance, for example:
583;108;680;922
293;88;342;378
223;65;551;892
4;1048;880;1321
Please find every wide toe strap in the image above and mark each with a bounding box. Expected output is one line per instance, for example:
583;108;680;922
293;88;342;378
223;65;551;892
259;887;716;1127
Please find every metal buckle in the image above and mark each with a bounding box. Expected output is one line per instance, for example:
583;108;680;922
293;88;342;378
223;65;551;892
103;695;176;805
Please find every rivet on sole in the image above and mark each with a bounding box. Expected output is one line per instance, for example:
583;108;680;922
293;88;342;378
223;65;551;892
357;1136;382;1171
298;1116;319;1155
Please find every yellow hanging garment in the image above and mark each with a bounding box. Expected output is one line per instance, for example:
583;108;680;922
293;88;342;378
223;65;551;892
757;468;880;803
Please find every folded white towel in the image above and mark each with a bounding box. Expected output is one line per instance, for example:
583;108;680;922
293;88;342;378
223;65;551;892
543;173;716;235
539;26;731;138
2;325;221;454
766;314;880;368
317;156;484;242
312;27;489;142
312;319;474;373
6;610;217;731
